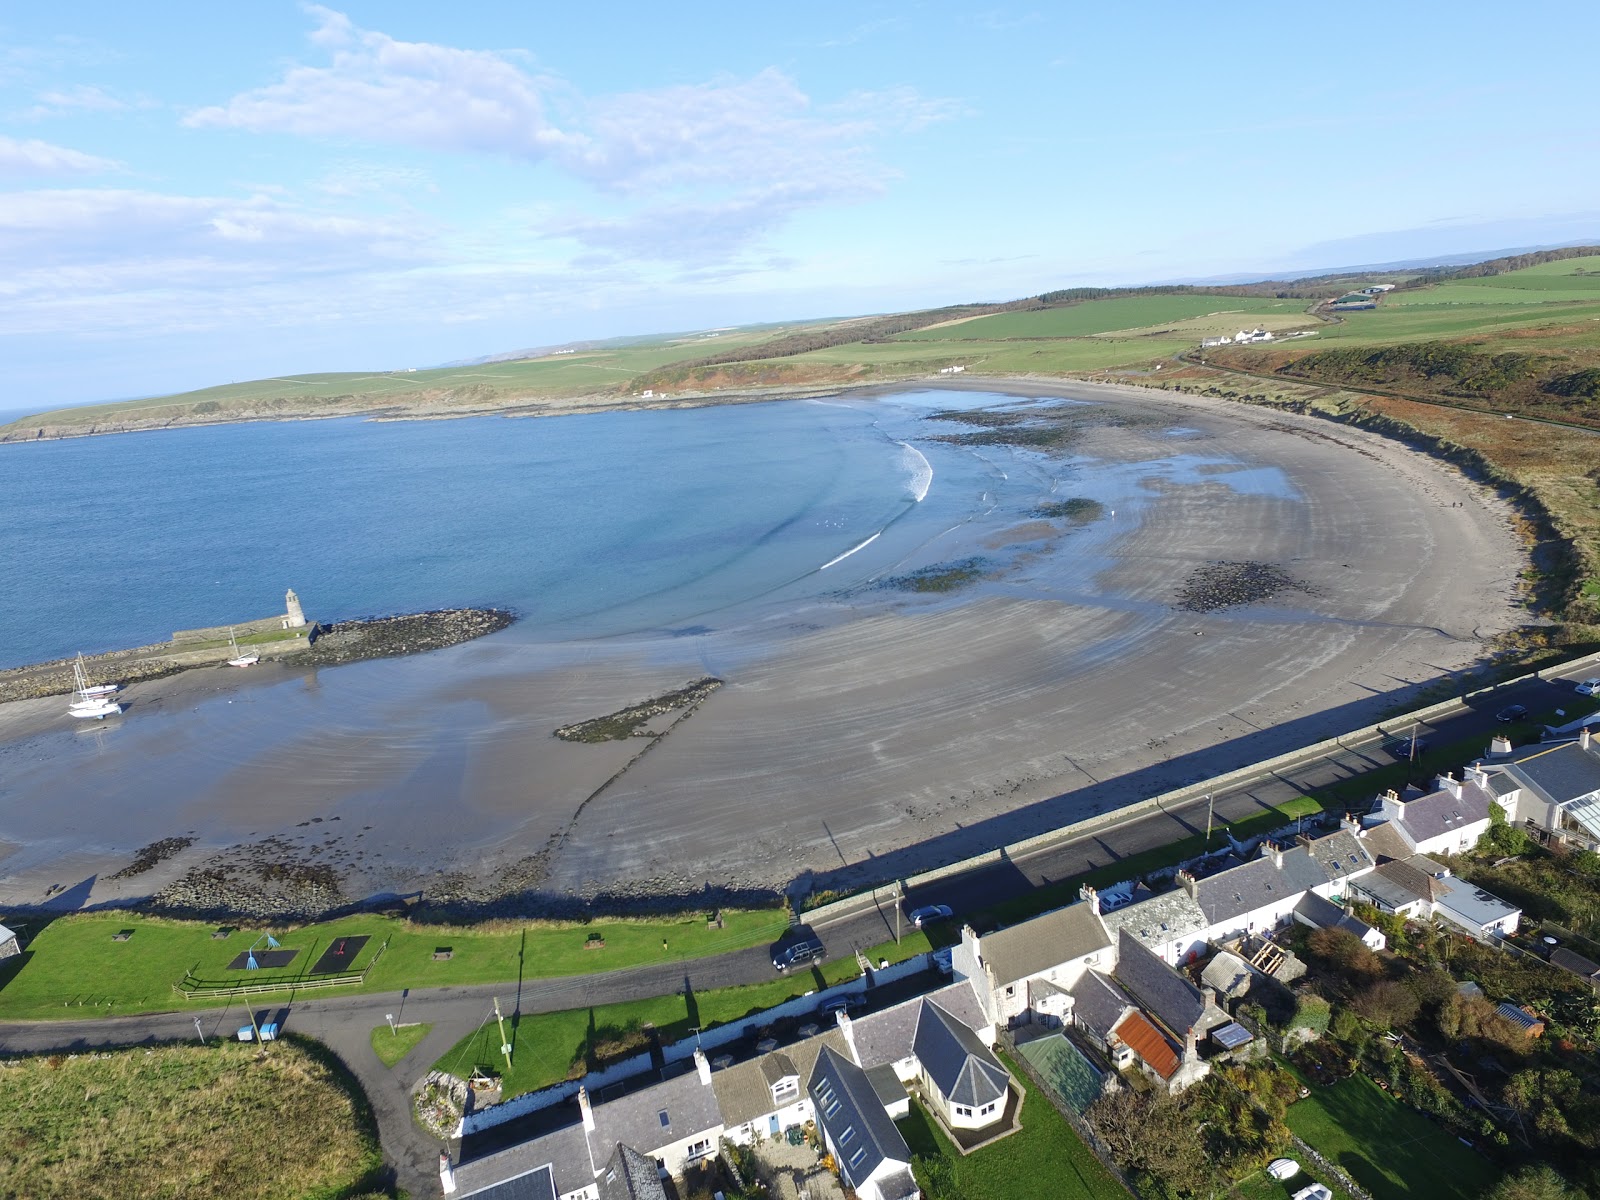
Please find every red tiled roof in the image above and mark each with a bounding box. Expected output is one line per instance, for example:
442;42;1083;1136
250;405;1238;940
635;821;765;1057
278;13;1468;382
1111;1010;1180;1080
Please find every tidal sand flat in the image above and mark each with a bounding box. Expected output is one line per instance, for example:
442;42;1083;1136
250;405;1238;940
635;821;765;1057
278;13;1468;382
0;384;1524;915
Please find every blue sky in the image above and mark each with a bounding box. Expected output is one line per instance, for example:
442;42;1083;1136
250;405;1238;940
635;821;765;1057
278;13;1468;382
3;2;1597;408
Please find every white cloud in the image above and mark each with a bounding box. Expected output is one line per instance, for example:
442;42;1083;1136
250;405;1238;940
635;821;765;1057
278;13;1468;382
0;134;119;176
184;9;955;264
24;84;134;118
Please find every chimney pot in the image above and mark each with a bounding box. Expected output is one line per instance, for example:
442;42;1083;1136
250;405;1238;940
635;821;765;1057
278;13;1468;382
578;1085;596;1132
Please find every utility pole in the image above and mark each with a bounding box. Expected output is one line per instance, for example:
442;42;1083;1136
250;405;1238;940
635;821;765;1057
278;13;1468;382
493;997;513;1072
194;1017;205;1046
1205;793;1216;846
895;882;903;945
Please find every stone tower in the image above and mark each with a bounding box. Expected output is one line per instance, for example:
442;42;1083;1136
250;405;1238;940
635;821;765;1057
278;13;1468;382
285;588;306;628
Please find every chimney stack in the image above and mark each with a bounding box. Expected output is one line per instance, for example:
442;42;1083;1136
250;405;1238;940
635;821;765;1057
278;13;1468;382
1582;727;1593;751
439;1152;457;1195
1263;841;1283;869
1079;884;1101;915
694;1047;712;1086
836;1009;861;1066
1437;773;1463;800
578;1085;596;1132
1176;870;1198;899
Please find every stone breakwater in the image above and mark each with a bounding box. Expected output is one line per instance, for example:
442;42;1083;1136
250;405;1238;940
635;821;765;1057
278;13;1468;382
0;607;515;703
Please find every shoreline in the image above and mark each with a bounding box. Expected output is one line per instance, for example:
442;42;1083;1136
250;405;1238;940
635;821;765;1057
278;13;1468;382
0;607;516;703
0;384;1534;925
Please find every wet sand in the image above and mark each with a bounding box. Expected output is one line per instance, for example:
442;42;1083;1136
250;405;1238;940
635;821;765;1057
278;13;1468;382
0;383;1526;915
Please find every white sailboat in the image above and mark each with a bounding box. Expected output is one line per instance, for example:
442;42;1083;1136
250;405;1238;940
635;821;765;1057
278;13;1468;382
225;627;260;668
72;652;120;699
69;695;122;719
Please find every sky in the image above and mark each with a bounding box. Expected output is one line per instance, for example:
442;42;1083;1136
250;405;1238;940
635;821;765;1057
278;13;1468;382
3;2;1598;409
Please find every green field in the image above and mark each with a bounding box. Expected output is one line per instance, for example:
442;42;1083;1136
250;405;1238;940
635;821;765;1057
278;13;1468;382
433;932;928;1097
1284;1074;1496;1200
896;295;1304;340
900;1063;1127;1200
0;908;789;1020
0;1038;384;1200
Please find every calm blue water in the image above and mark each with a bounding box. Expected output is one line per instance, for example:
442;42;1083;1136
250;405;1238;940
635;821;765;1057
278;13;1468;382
0;391;1296;670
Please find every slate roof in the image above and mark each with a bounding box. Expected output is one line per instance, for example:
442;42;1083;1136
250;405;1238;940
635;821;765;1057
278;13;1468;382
759;1052;800;1089
1192;845;1328;926
1110;1010;1179;1079
458;1163;559;1200
912;999;1010;1108
1069;970;1135;1042
1300;830;1375;884
712;1030;848;1129
598;1144;667;1200
1357;821;1414;864
809;1045;910;1188
977;900;1111;986
1549;946;1600;981
454;1121;593;1200
1113;929;1224;1039
1498;740;1600;806
1390;782;1493;846
850;979;987;1071
1294;892;1379;943
865;1063;909;1109
593;1065;721;1161
1100;888;1208;950
1200;949;1253;1000
1371;856;1449;905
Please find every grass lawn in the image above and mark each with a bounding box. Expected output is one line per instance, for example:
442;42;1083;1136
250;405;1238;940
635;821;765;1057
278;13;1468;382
0;1037;383;1200
371;1021;432;1067
899;1062;1127;1200
1284;1074;1496;1200
896;295;1299;340
0;907;789;1020
433;954;879;1097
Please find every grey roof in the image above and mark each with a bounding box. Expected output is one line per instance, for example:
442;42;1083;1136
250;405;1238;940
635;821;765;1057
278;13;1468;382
593;1065;722;1160
1355;860;1437;912
1113;929;1218;1039
1300;830;1375;883
598;1144;667;1200
1101;887;1208;949
879;1168;921;1200
1549;947;1600;980
759;1052;800;1089
1210;1022;1254;1050
865;1062;909;1109
1200;950;1253;1000
455;1121;593;1200
1068;970;1135;1042
1500;740;1600;806
912;1000;1010;1108
809;1045;910;1188
1485;772;1520;799
1433;875;1520;932
1357;822;1413;864
1294;892;1378;942
1391;782;1492;845
1192;845;1328;926
712;1031;848;1129
850;978;987;1070
0;923;15;943
978;901;1111;986
459;1164;559;1200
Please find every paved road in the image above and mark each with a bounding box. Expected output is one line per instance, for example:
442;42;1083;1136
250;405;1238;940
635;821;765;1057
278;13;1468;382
1;663;1591;1197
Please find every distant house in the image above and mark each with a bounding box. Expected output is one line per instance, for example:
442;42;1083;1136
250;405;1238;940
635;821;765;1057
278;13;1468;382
1109;930;1228;1093
714;1030;850;1145
0;923;19;961
1478;729;1600;852
1369;772;1495;857
808;1046;921;1200
1348;854;1520;938
1549;947;1600;992
1361;284;1395;294
1293;892;1386;950
953;899;1112;1029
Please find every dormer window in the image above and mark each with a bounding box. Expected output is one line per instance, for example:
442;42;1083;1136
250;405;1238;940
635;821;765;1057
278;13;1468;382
772;1077;799;1105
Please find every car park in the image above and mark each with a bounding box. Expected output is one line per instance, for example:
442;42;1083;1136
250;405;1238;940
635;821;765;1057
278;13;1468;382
907;903;953;928
1576;678;1600;696
770;929;825;972
1496;704;1529;723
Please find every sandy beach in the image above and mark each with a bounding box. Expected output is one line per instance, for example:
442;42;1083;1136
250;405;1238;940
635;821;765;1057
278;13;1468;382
0;381;1527;917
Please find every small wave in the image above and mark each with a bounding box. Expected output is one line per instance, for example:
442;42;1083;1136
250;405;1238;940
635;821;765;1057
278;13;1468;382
898;441;933;502
821;531;881;570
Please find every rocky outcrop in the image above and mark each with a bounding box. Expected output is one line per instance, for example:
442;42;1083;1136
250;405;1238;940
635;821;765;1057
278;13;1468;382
300;608;515;666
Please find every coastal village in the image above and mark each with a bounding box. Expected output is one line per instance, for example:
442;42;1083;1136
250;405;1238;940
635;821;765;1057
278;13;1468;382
431;718;1600;1200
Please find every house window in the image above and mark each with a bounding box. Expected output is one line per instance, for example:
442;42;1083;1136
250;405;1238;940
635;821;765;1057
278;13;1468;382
688;1138;712;1158
840;1126;856;1146
825;1097;841;1118
772;1078;799;1104
1004;985;1015;998
956;1105;971;1117
658;1110;670;1128
849;1146;867;1170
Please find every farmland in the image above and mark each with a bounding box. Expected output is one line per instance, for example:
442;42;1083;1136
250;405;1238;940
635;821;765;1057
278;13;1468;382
896;294;1307;339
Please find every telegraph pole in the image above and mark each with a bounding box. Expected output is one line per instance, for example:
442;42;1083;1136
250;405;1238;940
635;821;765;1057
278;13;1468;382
1205;793;1216;846
493;997;513;1071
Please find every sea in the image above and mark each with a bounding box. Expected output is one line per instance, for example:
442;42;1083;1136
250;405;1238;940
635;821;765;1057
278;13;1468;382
0;389;1290;670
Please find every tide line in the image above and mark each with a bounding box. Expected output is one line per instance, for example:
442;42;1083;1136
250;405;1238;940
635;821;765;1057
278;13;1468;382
820;531;881;570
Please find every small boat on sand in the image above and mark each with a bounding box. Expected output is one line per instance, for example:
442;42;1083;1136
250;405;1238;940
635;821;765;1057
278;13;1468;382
73;652;120;699
225;627;260;668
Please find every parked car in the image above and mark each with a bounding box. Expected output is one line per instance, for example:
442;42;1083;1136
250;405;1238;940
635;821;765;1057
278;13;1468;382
818;994;866;1018
771;929;825;972
1575;678;1600;696
1496;704;1529;723
907;903;953;929
1383;737;1430;758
